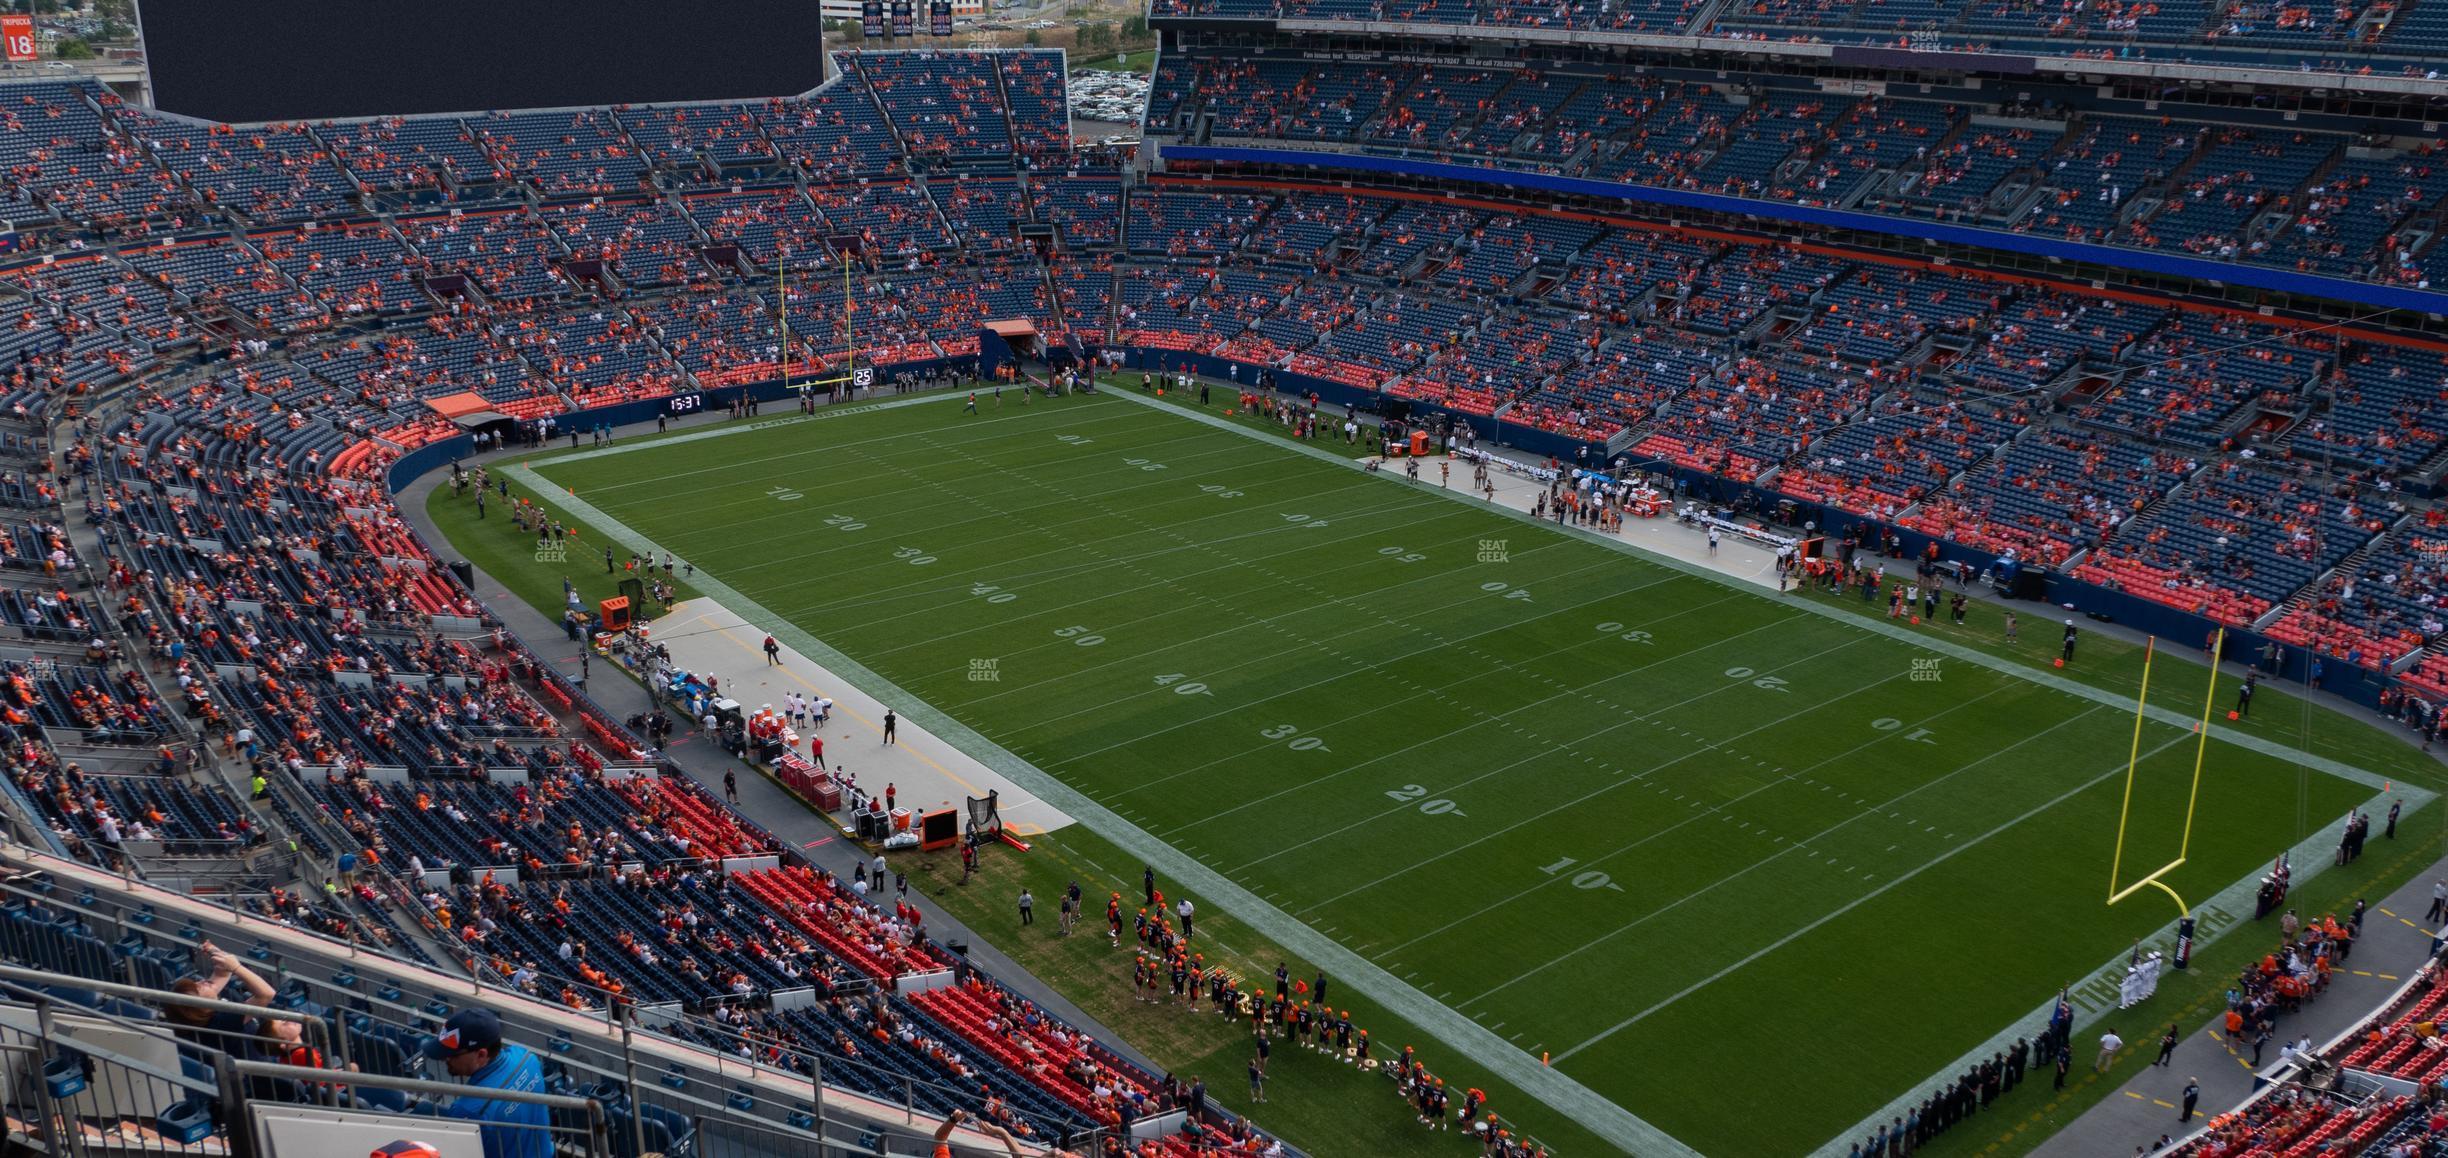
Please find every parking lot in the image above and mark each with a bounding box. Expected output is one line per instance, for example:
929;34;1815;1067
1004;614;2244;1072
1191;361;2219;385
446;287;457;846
1068;66;1148;126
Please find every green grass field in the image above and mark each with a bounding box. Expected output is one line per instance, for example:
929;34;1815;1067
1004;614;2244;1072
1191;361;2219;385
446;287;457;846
1072;51;1157;74
457;386;2433;1155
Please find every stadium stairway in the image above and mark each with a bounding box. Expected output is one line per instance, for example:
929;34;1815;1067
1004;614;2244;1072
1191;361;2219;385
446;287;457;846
2021;846;2448;1158
383;403;1164;1083
2250;517;2408;633
43;378;477;967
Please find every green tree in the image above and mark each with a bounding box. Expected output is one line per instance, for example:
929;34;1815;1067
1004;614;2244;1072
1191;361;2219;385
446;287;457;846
1024;28;1041;45
1122;13;1149;38
53;37;92;59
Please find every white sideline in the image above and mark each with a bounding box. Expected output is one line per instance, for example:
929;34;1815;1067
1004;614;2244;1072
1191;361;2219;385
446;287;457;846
502;405;1711;1157
504;386;2440;1158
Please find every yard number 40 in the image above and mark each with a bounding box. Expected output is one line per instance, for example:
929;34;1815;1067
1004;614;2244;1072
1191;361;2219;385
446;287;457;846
1153;673;1213;696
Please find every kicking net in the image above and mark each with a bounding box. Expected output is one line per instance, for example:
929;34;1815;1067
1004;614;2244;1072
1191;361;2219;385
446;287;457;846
966;790;1004;839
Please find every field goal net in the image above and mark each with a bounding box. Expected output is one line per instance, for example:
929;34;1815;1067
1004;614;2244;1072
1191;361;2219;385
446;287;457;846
966;790;1004;841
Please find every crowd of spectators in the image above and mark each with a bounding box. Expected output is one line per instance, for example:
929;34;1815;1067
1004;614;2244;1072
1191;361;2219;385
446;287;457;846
1144;52;2448;294
17;43;2448;1158
1155;0;2448;66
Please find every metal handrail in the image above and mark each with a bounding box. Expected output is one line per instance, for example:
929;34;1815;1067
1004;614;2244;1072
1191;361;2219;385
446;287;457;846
232;1056;607;1112
0;960;317;1025
0;864;1050;1151
228;1057;614;1158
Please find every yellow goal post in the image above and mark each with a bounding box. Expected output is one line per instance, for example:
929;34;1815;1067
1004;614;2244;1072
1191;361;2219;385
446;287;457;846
2105;629;2224;922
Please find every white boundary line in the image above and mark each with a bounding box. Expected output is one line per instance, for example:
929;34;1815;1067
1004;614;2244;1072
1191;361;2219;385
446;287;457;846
493;387;2434;1158
1087;389;2445;1153
499;400;1709;1157
1092;388;2406;792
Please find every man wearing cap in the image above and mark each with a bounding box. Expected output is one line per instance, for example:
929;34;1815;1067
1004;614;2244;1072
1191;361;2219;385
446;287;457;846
419;1008;549;1158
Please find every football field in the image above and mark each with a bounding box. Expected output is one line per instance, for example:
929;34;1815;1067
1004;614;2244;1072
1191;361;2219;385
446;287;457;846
514;386;2388;1154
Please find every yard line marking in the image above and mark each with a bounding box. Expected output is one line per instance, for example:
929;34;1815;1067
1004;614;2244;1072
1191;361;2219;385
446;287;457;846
646;422;1241;514
1039;548;1632;732
897;499;1544;691
1095;579;1757;801
1214;621;1860;856
1088;591;1635;791
521;405;1705;1155
569;392;1151;493
654;412;1440;625
1100;389;2403;792
756;452;1449;622
1548;726;2184;1064
1356;683;2015;943
834;426;1585;674
645;426;1248;549
1224;631;1870;866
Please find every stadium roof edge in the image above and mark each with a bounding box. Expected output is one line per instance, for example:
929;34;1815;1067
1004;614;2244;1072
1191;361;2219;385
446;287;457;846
1156;14;2448;97
80;46;1069;131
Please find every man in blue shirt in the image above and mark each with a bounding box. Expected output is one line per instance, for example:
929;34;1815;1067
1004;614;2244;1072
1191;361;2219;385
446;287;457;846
419;1008;549;1158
